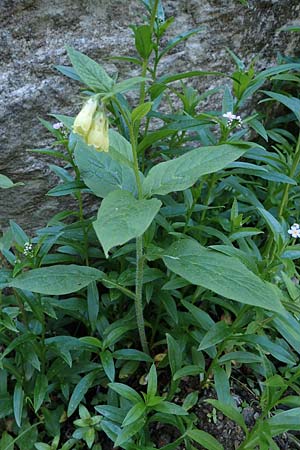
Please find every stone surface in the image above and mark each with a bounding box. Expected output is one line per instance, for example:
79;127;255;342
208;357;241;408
1;0;300;232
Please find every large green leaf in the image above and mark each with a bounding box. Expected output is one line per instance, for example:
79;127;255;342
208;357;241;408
9;265;103;295
163;239;284;314
143;143;249;197
93;190;161;257
67;47;113;92
74;138;137;198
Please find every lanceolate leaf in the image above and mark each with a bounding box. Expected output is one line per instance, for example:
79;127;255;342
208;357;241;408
187;429;224;450
163;239;284;314
9;265;103;295
262;91;300;121
143;143;250;197
93;190;161;257
67;371;97;417
13;383;24;427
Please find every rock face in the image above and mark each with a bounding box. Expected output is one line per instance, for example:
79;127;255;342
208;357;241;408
1;0;300;232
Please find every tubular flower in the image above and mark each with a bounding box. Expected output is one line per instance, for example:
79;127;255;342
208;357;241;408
87;111;109;152
73;96;98;137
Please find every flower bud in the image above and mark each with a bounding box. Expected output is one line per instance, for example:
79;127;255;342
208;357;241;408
73;96;98;137
87;111;109;152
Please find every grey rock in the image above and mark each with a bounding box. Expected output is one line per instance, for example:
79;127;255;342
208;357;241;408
1;0;300;232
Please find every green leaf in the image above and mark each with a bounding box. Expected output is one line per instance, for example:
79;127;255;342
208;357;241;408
0;432;14;450
114;418;146;447
206;399;248;433
100;350;115;382
183;392;199;411
108;382;142;404
262;91;300;121
132;102;152;123
143;143;248;197
158;26;204;61
187;429;224;450
34;374;48;412
182;299;215;331
13;382;24;427
93;190;161;257
94;405;126;423
34;444;51;450
163;239;284;314
213;366;234;406
55;64;82;81
218;351;262;364
268;407;300;435
159;292;178;324
166;334;182;376
198;322;231;351
122;402;146;427
173;365;203;381
153;401;188;416
0;174;23;189
74;137;137;198
133;25;153;59
67;371;97;417
9;265;103;295
111;77;149;96
113;349;153;363
109;129;133;168
67;47;113;91
87;281;99;331
103;325;134;348
147;364;157;399
47;180;86;197
257;207;285;242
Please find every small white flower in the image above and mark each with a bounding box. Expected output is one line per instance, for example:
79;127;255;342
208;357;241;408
53;122;64;130
23;242;33;256
222;112;243;128
223;112;236;121
288;223;300;238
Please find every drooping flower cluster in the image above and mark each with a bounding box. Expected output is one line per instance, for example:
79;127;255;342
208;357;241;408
288;223;300;239
23;242;33;257
222;112;243;128
73;96;109;152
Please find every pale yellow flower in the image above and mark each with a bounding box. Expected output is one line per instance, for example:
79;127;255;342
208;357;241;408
87;111;109;152
73;97;98;137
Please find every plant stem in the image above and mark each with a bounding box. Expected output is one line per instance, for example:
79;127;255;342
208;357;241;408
114;99;149;354
135;235;149;354
278;131;300;218
201;173;217;223
66;144;90;266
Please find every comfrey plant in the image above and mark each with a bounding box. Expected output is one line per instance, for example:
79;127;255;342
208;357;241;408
2;1;300;449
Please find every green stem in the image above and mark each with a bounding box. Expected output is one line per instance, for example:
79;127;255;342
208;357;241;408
135;235;149;354
66;143;89;265
14;289;28;327
201;173;217;223
278;131;300;218
113;100;149;354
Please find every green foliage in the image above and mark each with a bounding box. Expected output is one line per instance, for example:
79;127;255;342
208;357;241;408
2;1;300;449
